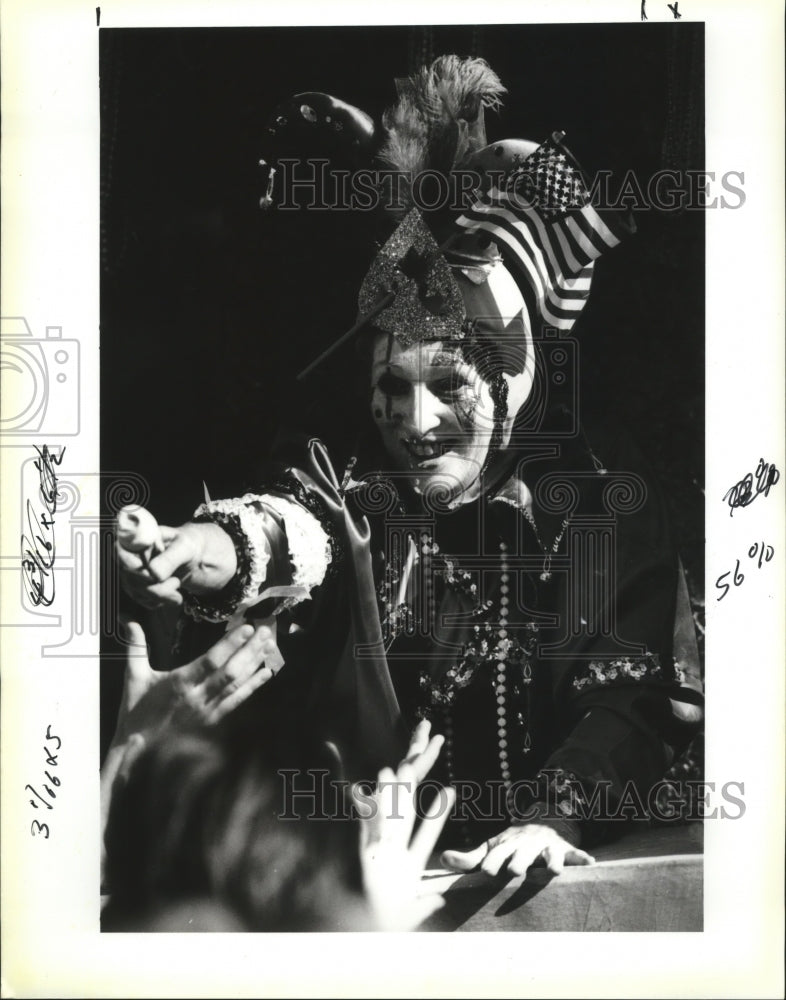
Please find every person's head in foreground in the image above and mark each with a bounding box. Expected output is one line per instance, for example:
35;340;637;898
102;714;451;932
102;725;368;932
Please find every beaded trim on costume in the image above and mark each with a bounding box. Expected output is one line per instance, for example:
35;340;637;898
419;624;537;708
571;653;663;691
536;768;589;820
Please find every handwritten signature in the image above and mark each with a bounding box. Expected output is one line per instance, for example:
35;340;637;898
722;458;779;516
20;445;65;607
26;725;62;839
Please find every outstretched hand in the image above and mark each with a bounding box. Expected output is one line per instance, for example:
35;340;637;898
398;716;446;782
352;720;455;931
102;619;281;884
111;620;281;749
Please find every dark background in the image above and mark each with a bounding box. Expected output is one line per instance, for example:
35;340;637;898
100;24;704;754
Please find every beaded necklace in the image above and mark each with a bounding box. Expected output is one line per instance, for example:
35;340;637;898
521;506;571;582
379;504;571;796
495;540;513;788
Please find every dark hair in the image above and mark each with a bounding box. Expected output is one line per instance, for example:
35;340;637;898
102;724;367;932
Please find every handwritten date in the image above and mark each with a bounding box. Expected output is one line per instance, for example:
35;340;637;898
26;725;62;839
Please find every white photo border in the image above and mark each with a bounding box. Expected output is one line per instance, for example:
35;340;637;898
1;1;783;997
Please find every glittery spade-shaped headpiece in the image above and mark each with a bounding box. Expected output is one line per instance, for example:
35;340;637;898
357;210;466;348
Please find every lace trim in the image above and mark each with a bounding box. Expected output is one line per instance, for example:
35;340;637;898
250;493;331;608
261;474;342;580
183;490;332;622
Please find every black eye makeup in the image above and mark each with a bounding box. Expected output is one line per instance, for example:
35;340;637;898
375;371;411;397
429;374;471;400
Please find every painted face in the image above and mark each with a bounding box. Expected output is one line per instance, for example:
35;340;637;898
367;261;536;505
370;335;500;505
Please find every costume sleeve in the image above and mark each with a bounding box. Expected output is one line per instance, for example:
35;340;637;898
182;492;333;624
525;431;704;848
176;435;408;782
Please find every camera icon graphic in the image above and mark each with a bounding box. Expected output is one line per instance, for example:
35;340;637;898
0;317;80;436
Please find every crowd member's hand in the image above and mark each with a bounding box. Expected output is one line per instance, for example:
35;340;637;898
353;720;455;931
111;621;280;748
441;823;595;879
101;620;280;883
397;716;445;781
116;514;238;609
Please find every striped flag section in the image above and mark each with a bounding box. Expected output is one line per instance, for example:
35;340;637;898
456;134;631;330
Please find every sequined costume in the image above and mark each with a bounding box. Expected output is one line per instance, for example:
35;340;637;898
175;411;702;850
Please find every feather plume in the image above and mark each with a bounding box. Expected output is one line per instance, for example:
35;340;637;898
377;56;507;217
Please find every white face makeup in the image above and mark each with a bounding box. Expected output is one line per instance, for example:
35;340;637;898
368;263;536;506
370;335;498;505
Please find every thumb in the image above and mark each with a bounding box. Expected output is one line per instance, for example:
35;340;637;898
440;843;487;873
123;619;149;651
122;621;151;683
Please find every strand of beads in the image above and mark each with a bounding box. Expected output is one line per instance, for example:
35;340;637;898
441;705;455;785
421;531;436;632
440;704;474;848
496;541;512;790
521;507;571;582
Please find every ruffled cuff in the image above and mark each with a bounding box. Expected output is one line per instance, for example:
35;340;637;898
183;499;272;623
251;493;331;607
183;493;331;623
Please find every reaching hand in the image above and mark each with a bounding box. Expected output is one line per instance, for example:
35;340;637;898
101;619;281;883
352;720;455;931
111;620;282;749
441;822;595;878
397;716;446;782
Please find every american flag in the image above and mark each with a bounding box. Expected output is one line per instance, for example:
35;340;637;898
456;133;632;331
